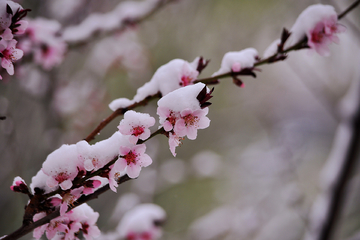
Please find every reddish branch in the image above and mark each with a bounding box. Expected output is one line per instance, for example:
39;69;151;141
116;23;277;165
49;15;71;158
85;92;161;142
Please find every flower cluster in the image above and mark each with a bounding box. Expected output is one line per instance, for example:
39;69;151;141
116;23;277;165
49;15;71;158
157;83;212;156
264;4;346;58
19;18;67;70
0;0;28;79
33;203;100;240
25;126;154;238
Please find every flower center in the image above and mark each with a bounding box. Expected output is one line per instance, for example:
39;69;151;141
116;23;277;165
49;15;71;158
311;30;324;43
180;75;194;86
132;126;145;136
166;111;177;126
183;114;198;126
55;172;69;183
124;151;137;165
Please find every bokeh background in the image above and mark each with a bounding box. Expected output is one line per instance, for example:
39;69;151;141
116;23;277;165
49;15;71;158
1;0;360;239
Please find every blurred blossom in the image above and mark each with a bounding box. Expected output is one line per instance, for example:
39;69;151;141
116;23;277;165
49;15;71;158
131;168;157;199
160;158;186;184
189;206;235;240
117;204;166;240
48;0;85;20
86;30;150;80
191;150;222;178
17;64;48;97
111;193;141;223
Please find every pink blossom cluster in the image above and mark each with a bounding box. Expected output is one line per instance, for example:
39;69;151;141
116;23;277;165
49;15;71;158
19;18;67;70
33;203;100;240
266;4;345;57
33;129;153;196
20;125;154;238
157;83;212;156
0;1;28;79
117;204;166;240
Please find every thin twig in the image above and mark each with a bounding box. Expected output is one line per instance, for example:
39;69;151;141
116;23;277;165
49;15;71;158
85;92;161;142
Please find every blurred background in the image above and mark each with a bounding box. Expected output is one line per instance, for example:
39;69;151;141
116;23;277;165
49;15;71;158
1;0;360;239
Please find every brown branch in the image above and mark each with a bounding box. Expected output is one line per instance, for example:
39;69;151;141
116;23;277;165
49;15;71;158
85;92;161;142
318;104;360;239
338;0;360;20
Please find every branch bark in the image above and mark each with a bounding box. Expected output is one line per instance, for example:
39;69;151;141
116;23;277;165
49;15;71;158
303;78;360;240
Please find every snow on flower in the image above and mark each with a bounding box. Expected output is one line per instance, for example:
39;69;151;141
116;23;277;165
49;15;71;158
287;4;345;56
212;48;258;76
30;169;58;194
0;0;23;32
42;144;80;190
109;57;199;111
117;204;166;240
10;176;28;193
77;132;127;172
157;83;212;156
0;39;23;75
70;203;101;240
118;110;155;144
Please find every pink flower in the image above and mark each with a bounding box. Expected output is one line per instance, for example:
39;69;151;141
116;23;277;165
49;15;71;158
1;28;13;40
157;83;212;156
118;110;155;144
174;108;210;140
180;62;199;86
119;144;152;178
0;39;23;75
113;144;152;183
83;179;102;195
21;18;67;70
307;15;345;56
157;106;179;132
33;40;67;70
33;212;69;239
42;144;80;190
168;132;183;157
76;204;101;240
51;187;84;216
